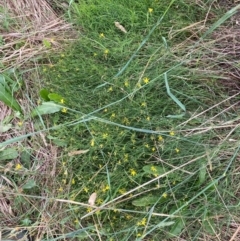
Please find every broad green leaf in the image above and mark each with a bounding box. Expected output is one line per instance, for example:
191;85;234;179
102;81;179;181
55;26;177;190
21;150;31;168
132;196;159;207
0;148;18;161
52;139;68;147
0;123;12;132
31;101;61;117
22;179;37;190
168;218;185;237
39;89;50;101
48;93;63;103
0;83;22;112
143;165;166;175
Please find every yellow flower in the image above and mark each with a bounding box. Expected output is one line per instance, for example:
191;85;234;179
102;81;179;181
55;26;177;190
90;139;95;147
15;163;22;170
93;53;97;57
99;33;105;38
104;49;109;54
175;148;180;153
102;184;110;192
108;86;113;92
162;192;167;198
61;54;65;58
18;121;23;126
170;131;175;136
119;188;126;194
141;102;146;107
87;207;92;213
61;107;67;113
158;135;163;141
60;99;65;104
148;8;153;13
84;187;89;193
124;80;129;87
111;113;116;118
137;217;147;226
58;187;63;192
71;178;75;185
74;219;79;224
150;166;157;172
146;116;150;121
130;168;137;176
143;77;150;84
102;133;108;139
152;147;156;152
96;198;103;205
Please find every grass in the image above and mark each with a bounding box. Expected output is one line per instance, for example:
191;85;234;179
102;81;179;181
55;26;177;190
1;0;240;240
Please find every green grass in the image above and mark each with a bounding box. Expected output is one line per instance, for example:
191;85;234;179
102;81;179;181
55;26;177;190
1;0;240;240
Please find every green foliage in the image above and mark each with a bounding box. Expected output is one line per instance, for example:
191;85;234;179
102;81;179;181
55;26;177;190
2;0;238;240
0;147;18;161
0;73;22;113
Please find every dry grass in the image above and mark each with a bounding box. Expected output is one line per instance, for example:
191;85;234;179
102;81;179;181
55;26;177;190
0;0;78;239
0;0;76;71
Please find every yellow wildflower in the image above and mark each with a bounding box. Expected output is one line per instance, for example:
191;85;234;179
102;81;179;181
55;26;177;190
124;80;129;87
146;116;150;121
71;178;75;185
143;77;149;84
87;207;92;213
137;217;147;226
102;133;108;139
15;163;22;170
175;148;180;153
61;107;67;113
74;219;79;224
58;187;63;192
102;184;110;192
148;8;153;13
151;166;157;172
104;49;109;54
141;102;147;107
170;131;175;136
162;192;167;198
108;86;113;92
96;198;103;205
158;135;163;141
119;188;126;194
83;187;89;193
130;168;137;176
90;139;95;147
60;99;65;104
99;33;105;38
